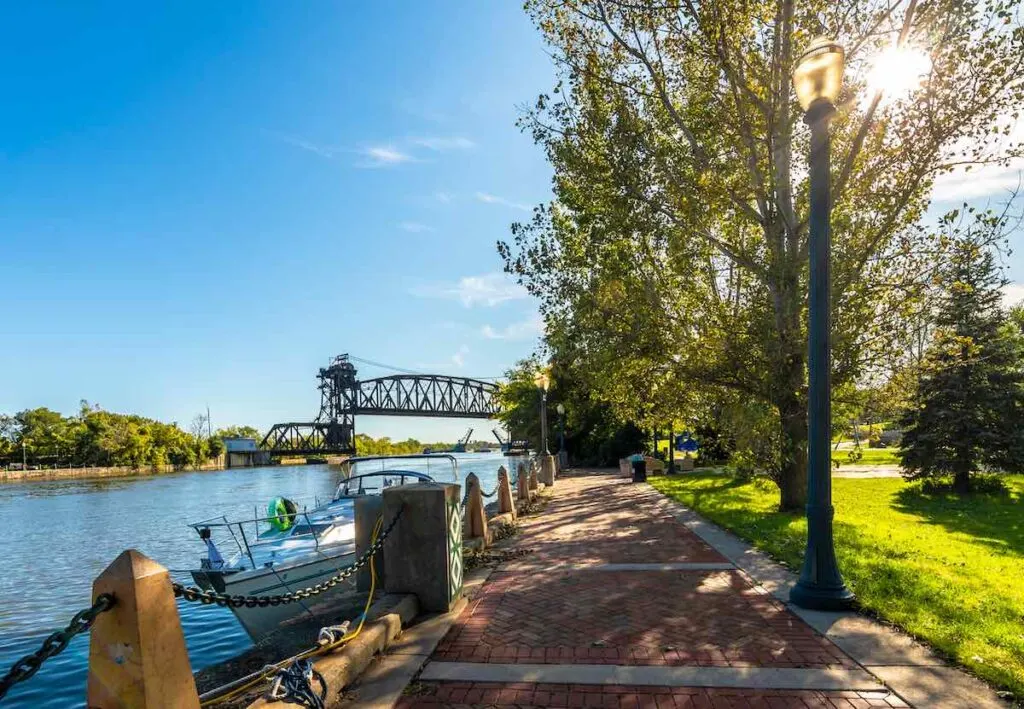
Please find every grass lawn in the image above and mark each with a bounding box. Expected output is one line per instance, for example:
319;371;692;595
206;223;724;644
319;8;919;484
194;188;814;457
830;447;900;466
650;473;1024;697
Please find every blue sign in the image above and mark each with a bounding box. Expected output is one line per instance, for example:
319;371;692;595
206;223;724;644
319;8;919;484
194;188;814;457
676;433;699;453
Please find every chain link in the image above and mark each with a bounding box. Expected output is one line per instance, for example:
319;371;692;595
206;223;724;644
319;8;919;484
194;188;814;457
0;594;115;702
173;507;403;608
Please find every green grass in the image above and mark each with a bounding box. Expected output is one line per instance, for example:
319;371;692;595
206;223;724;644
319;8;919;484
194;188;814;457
830;446;901;466
650;473;1024;697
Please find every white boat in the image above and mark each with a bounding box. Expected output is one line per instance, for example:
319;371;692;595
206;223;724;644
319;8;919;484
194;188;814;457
187;454;458;641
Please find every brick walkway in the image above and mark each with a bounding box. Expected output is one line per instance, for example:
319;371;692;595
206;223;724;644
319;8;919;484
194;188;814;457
399;471;908;708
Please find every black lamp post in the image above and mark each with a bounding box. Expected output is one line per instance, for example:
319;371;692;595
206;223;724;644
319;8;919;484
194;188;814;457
790;36;855;611
556;403;566;466
534;370;551;455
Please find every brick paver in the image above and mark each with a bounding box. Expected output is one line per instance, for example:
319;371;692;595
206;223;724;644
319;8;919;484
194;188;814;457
435;569;853;667
503;476;725;567
415;472;895;708
397;681;910;708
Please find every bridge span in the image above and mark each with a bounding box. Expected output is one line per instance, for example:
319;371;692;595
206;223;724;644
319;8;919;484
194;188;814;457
260;355;500;456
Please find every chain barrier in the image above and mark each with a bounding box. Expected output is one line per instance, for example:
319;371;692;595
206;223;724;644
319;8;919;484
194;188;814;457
173;507;403;608
0;594;115;702
481;483;500;499
267;658;326;709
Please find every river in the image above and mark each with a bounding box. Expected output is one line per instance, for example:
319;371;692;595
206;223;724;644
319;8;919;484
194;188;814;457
0;452;522;708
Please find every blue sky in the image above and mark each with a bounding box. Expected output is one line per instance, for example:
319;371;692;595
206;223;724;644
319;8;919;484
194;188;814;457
0;2;556;441
2;3;1021;442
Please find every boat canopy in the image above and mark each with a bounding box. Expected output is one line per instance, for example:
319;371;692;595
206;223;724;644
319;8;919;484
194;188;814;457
337;453;459;485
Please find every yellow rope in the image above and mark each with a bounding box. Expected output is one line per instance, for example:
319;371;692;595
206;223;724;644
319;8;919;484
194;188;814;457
199;516;382;707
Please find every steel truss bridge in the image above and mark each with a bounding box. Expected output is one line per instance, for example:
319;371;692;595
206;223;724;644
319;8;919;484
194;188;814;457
260;355;501;456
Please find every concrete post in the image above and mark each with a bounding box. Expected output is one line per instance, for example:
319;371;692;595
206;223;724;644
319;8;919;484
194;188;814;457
528;461;539;491
517;463;531;502
496;465;516;518
354;495;385;592
538;454;557;486
464;472;489;546
86;550;200;708
382;482;463;613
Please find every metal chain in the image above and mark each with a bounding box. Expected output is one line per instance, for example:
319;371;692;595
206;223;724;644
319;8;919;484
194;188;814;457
172;507;403;608
481;483;500;499
0;594;115;702
267;658;326;709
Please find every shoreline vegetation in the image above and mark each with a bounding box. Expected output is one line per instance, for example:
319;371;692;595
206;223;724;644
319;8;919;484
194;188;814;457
650;471;1024;699
0;402;474;484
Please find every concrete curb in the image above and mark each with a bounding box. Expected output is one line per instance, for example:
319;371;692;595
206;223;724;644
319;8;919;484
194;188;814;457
419;662;882;691
245;594;418;709
338;566;493;708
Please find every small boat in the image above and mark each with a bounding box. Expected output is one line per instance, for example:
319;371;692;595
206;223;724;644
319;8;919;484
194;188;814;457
187;454;458;641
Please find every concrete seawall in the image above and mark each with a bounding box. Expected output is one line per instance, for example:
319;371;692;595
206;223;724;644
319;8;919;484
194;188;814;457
0;458;226;483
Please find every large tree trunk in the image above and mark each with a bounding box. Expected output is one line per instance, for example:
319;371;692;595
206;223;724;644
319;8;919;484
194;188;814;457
777;391;808;511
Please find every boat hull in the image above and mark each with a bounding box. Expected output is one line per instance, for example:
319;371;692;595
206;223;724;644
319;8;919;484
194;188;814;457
192;547;356;641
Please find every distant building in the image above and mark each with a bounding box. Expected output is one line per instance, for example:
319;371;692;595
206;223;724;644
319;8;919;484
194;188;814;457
222;437;269;467
223;437;258;453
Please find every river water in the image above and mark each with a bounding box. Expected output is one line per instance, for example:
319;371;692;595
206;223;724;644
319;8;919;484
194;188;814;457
0;452;522;708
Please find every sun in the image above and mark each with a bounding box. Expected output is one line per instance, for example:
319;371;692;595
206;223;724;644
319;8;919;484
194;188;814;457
865;45;932;104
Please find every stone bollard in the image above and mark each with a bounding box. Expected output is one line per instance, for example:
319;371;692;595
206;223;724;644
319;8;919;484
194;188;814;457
382;482;463;613
87;550;200;708
539;454;557;487
529;462;539;491
497;465;516;519
517;463;531;502
354;495;385;591
464;472;489;547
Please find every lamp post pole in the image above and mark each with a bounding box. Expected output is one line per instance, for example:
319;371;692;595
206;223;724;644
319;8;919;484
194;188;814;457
539;388;549;455
790;37;854;610
556;403;566;463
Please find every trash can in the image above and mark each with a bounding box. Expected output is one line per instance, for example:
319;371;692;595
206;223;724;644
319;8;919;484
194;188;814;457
631;456;647;483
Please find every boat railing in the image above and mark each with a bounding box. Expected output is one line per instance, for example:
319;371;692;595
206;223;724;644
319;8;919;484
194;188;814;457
189;505;333;570
340;453;459;484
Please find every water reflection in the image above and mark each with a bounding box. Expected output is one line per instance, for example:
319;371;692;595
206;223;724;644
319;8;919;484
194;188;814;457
0;452;521;708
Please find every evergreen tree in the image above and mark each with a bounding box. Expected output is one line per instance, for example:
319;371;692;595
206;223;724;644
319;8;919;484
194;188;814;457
900;230;1024;493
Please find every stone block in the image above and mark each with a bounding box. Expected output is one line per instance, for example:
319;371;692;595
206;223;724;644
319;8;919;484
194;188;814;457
539;454;557;486
382;482;463;613
355;495;385;591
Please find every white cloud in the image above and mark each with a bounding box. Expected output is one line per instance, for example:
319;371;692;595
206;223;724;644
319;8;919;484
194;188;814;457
413;137;476;151
475;192;532;213
358;145;414;168
481;316;543;341
1003;283;1024;308
932;163;1023;203
434;191;453;203
411;272;528;307
398;221;435;233
451;345;470;368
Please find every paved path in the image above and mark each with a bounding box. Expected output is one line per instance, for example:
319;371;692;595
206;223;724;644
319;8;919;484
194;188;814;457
398;471;930;708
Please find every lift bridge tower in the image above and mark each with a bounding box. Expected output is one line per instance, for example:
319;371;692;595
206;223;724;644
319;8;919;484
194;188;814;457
260;354;501;456
259;355;359;455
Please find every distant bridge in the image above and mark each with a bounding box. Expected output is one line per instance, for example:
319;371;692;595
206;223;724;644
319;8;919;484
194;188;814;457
260;355;501;456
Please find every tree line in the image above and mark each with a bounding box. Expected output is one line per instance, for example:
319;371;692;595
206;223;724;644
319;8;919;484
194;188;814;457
0;402;258;470
497;0;1024;507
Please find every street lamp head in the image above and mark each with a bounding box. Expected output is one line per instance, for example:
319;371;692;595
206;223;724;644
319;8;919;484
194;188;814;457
793;36;845;111
556;403;565;415
533;370;551;391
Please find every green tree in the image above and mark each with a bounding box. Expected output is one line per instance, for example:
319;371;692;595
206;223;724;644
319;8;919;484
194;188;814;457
899;222;1024;493
501;0;1024;509
215;425;263;441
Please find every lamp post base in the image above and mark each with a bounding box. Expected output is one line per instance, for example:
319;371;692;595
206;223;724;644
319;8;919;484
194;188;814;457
789;580;855;610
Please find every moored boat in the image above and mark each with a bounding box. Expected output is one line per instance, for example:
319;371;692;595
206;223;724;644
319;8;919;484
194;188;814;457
187;454;458;640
